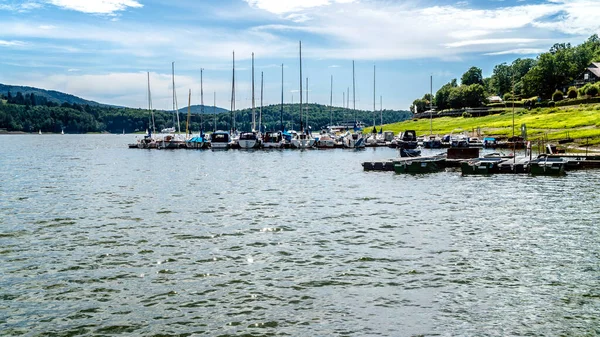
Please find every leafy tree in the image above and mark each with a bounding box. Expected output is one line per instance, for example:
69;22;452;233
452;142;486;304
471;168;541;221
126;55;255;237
461;66;484;86
410;98;428;114
490;63;512;95
434;79;458;111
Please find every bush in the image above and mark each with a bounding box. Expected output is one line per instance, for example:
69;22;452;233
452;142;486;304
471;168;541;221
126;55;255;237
555;96;600;107
567;86;578;99
462;112;472;118
548;101;556;107
552;90;564;101
503;93;513;101
586;84;599;97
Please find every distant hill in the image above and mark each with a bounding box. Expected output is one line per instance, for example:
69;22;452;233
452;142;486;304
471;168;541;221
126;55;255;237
177;105;228;115
0;83;109;107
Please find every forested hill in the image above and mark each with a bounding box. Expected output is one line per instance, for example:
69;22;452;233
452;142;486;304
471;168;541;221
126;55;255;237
0;83;107;107
177;105;229;115
0;91;411;134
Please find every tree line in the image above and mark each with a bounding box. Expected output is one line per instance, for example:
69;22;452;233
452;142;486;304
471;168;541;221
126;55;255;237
411;34;600;113
0;92;411;133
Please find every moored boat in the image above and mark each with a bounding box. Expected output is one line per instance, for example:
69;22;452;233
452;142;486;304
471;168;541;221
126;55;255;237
461;156;504;175
529;156;566;176
210;130;231;150
262;131;284;148
238;131;260;149
394;156;445;174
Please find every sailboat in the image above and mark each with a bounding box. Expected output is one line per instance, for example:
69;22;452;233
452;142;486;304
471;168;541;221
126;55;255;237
343;60;365;149
263;64;285;149
239;53;260;149
38;129;42;135
316;75;336;148
160;62;186;149
422;75;441;149
228;51;239;149
61;128;64;135
292;41;315;149
187;69;210;149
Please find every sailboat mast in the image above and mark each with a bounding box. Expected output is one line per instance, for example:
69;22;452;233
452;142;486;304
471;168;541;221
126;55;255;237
200;68;204;134
147;72;155;135
430;74;433;135
172;62;180;133
306;77;309;132
251;52;255;131
299;41;303;133
330;75;333;127
213;91;216;132
260;71;263;132
231;51;236;133
280;63;284;131
346;87;349;125
342;91;345;125
352;60;356;123
373;64;376;127
186;89;191;136
380;95;383;127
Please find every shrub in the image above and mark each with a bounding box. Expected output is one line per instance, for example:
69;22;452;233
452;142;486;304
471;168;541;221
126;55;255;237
462;112;472;118
567;86;578;99
552;90;564;101
503;93;513;101
586;84;599;97
548;101;556;107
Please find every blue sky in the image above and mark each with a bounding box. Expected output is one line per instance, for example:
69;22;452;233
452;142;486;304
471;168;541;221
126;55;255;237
0;0;598;111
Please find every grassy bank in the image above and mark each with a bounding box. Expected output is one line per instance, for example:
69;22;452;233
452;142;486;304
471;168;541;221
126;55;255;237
376;104;600;146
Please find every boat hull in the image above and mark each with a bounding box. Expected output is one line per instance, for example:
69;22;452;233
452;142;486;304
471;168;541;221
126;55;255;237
394;159;445;174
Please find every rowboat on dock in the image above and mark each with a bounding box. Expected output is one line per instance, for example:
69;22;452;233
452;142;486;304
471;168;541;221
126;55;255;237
528;156;566;176
393;155;446;174
460;156;505;175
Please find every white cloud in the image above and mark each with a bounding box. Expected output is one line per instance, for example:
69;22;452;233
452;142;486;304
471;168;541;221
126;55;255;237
0;40;26;47
0;1;43;12
244;0;354;15
5;72;248;110
45;0;143;14
484;48;546;56
444;38;541;48
532;0;600;35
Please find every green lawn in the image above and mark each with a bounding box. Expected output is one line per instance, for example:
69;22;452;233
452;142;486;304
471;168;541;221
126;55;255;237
375;104;600;145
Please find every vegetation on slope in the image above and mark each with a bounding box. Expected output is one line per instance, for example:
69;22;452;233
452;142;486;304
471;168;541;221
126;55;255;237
379;104;600;146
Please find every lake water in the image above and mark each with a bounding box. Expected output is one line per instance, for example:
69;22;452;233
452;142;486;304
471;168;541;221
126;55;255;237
1;134;598;336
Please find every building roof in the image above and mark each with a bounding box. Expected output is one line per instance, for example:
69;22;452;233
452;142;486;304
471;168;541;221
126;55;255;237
589;63;600;78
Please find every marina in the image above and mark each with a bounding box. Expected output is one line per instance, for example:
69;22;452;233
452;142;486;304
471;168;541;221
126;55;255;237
2;134;600;336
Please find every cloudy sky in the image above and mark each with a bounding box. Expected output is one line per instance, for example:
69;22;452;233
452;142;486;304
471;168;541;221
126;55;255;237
0;0;598;111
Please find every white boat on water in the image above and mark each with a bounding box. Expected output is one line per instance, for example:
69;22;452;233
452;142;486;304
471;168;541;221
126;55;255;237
342;131;365;148
316;130;336;148
287;130;315;149
238;131;260;149
262;131;284;148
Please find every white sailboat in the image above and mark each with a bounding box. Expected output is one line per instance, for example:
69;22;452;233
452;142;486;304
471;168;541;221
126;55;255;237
343;60;365;149
263;64;285;149
239;53;260;149
293;41;315;149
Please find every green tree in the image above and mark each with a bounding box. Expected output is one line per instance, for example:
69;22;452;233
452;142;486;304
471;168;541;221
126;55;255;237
434;79;458;111
461;66;484;86
490;63;512;95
